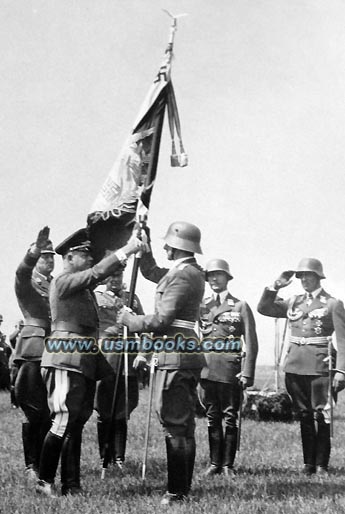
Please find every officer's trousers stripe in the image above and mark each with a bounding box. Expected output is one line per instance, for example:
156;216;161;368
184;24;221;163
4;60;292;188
50;369;69;438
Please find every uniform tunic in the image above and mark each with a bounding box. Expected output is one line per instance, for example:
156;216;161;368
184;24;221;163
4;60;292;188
125;252;205;437
41;252;124;438
257;288;345;376
257;288;345;416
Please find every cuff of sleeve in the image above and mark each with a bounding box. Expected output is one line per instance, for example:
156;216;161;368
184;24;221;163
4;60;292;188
115;249;127;264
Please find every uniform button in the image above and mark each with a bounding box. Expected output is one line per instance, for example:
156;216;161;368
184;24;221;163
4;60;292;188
213;328;217;332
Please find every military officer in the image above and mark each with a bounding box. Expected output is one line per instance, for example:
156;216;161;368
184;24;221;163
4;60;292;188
95;269;144;469
199;259;258;476
14;227;55;481
36;228;145;497
257;258;345;475
119;221;205;505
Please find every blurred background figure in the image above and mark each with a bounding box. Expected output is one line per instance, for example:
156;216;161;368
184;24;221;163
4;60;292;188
0;314;11;391
8;319;24;408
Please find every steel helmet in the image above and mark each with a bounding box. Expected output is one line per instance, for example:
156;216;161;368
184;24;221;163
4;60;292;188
295;257;325;279
163;221;202;254
206;259;233;280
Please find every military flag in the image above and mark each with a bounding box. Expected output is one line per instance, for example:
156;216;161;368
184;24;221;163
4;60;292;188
87;15;187;262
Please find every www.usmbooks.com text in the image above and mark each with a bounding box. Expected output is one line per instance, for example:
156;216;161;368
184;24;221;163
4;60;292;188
45;334;242;354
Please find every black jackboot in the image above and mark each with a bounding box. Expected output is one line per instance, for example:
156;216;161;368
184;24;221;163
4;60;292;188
165;436;189;497
315;419;331;472
205;426;223;475
22;422;40;472
300;415;316;475
35;419;51;473
97;420;109;460
38;431;63;484
186;437;196;492
61;430;82;495
223;427;238;475
114;418;127;469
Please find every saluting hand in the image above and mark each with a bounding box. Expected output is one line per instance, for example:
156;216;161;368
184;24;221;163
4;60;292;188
273;270;294;290
36;226;50;250
29;226;50;256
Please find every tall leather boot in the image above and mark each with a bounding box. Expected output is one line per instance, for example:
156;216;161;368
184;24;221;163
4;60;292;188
98;419;116;464
35;419;51;473
73;427;82;488
300;415;316;475
165;436;189;498
114;418;127;469
97;420;108;460
38;431;63;484
315;419;331;473
61;431;82;495
10;386;17;408
22;422;40;472
205;426;223;475
186;437;196;492
223;427;238;475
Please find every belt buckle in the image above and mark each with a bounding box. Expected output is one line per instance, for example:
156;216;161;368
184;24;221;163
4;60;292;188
299;337;306;346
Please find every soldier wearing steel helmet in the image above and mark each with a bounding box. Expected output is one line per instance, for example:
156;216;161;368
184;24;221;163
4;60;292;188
199;258;258;476
258;258;345;475
119;221;205;505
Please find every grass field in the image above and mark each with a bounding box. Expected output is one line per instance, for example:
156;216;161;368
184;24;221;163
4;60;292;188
1;366;345;513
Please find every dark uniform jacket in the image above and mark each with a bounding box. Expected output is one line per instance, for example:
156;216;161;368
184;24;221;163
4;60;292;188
200;293;258;383
126;252;206;370
15;251;52;362
95;289;144;373
41;252;125;381
257;288;345;375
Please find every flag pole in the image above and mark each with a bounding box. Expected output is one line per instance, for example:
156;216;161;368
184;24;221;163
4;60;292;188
96;13;187;477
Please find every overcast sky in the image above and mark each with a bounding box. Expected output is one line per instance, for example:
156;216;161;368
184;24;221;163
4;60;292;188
1;0;345;371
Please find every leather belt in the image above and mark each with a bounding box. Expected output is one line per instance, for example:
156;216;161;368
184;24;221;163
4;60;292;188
290;335;330;346
24;317;50;329
51;321;96;336
171;319;196;330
